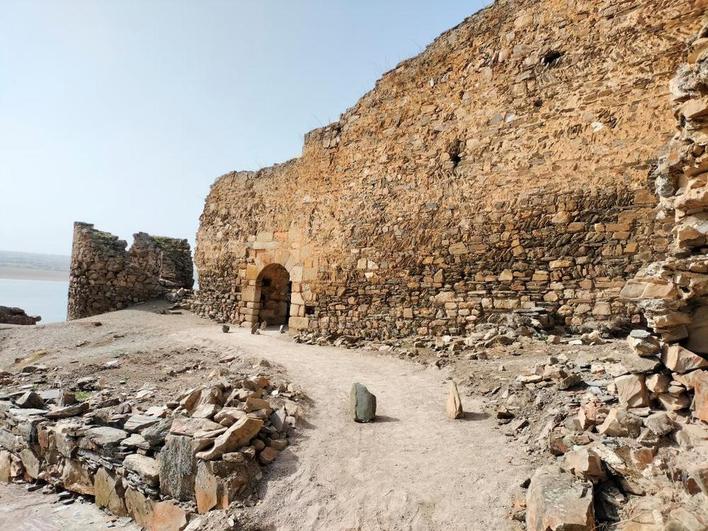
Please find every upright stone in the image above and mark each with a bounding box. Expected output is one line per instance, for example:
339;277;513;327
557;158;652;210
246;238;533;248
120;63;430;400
446;382;464;419
159;434;197;501
94;468;128;516
350;383;376;423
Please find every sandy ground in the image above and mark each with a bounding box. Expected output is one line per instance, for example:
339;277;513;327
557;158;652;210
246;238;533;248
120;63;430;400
0;303;532;530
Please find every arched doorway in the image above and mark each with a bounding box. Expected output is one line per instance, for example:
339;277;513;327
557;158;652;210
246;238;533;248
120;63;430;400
256;263;291;327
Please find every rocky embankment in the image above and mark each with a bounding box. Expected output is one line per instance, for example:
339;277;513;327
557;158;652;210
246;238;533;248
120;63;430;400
0;306;40;326
0;363;303;531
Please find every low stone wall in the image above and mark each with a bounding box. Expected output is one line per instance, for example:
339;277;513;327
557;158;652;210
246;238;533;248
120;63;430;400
67;222;194;320
0;372;298;531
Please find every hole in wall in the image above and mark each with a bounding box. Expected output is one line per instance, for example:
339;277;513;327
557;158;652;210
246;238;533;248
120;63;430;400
305;305;316;316
541;49;563;67
447;139;463;168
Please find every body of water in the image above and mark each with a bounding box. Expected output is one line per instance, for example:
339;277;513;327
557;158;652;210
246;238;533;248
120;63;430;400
0;278;69;324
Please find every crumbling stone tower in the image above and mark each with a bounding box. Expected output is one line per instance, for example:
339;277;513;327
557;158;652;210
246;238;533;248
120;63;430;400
67;222;194;320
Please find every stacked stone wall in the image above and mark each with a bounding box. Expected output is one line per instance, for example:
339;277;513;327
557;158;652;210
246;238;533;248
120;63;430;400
194;0;706;338
67;222;194;320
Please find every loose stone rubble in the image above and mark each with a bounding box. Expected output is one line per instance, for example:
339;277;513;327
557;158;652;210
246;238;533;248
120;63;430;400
0;306;41;326
0;366;303;530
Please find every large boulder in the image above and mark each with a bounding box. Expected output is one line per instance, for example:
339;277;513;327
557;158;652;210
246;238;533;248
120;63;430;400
194;458;256;514
526;464;595;531
562;448;605;483
350;383;376;423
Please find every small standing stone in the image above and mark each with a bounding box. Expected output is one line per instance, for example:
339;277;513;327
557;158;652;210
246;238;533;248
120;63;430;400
350;383;376;423
446;382;464;419
221;324;230;333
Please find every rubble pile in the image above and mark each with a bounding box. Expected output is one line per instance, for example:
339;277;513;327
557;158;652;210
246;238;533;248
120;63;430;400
489;330;707;529
295;309;585;368
0;367;302;531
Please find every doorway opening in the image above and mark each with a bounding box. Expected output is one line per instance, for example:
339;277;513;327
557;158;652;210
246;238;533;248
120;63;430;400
256;264;291;327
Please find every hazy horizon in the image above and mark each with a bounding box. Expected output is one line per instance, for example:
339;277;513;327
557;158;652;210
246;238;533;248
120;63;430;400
0;0;488;256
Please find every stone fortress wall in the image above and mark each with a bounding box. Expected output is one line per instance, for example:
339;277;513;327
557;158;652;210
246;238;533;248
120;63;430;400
67;222;194;320
194;0;706;339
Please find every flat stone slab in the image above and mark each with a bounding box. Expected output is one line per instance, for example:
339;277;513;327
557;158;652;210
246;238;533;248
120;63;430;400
170;416;222;437
124;414;161;433
46;402;89;419
83;426;128;447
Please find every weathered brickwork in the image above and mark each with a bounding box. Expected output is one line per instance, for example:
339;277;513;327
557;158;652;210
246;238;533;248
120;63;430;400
194;0;705;338
68;222;194;320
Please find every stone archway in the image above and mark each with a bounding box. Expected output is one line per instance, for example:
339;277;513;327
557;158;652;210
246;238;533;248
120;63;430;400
256;263;291;327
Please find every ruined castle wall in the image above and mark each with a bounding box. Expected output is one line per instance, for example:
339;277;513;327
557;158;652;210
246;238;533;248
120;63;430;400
195;0;706;338
68;223;194;320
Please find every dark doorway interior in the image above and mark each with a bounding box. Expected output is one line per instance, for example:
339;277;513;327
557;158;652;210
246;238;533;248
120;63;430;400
257;264;291;326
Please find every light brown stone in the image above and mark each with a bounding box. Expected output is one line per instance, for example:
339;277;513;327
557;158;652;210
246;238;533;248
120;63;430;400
61;459;94;496
125;487;155;529
195;417;263;461
662;345;708;374
94;467;128;517
645;373;670;394
0;450;12;482
562;448;605;483
597;408;642;438
19;448;40;479
692;370;708;422
123;454;160;486
446;382;464;419
151;500;189;531
615;375;649;408
526;464;594;531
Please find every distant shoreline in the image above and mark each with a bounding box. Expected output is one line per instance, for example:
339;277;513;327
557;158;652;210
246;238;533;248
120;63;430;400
0;267;69;282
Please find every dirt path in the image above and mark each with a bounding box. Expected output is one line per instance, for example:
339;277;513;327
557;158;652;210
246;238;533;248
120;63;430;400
1;307;531;530
176;326;531;530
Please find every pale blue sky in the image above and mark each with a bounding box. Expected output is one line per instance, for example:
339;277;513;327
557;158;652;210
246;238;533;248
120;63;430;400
0;0;488;255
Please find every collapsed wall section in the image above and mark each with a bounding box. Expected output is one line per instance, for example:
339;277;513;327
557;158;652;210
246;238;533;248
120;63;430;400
67;222;194;320
194;0;705;338
622;20;708;355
